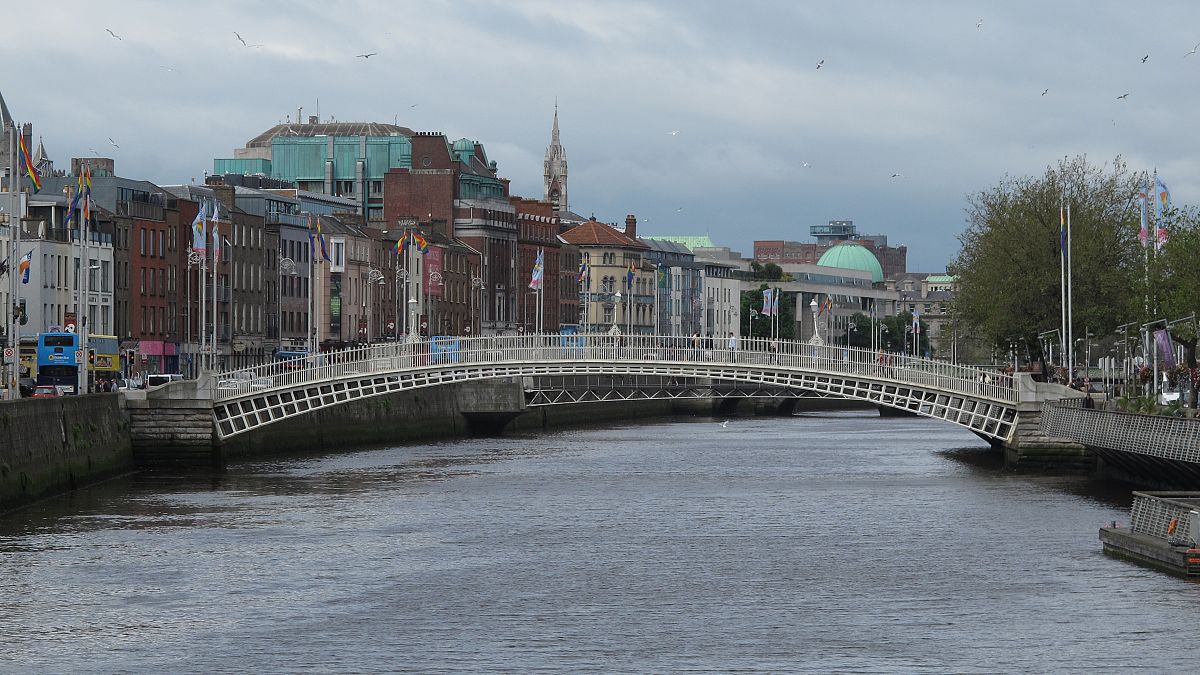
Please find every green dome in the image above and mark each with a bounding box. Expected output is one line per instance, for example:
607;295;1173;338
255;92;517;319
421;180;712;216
816;242;884;282
452;138;476;152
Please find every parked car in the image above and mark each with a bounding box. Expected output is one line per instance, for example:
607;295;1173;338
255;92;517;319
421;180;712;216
31;385;59;398
145;374;184;388
18;377;35;398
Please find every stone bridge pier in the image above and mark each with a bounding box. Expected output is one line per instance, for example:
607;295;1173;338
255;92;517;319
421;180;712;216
1002;374;1089;470
125;376;218;469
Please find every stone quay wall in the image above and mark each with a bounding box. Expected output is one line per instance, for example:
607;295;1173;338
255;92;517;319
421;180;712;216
0;394;133;511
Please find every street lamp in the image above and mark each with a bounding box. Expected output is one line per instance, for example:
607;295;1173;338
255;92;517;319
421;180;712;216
365;268;385;345
278;256;295;349
428;270;444;337
846;321;857;350
407;297;419;340
809;298;819;344
396;268;412;338
749;308;758;339
470;276;484;336
613;290;623;333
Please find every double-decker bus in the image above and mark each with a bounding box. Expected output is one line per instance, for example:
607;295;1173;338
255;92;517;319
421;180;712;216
36;331;79;394
88;334;121;389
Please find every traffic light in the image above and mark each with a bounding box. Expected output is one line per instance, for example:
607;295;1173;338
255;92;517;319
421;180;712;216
87;349;96;366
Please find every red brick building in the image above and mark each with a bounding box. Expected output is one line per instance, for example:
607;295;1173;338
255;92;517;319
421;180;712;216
512;196;561;332
383;133;517;333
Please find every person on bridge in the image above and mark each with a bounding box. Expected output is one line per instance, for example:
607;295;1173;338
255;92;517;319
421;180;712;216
727;332;738;360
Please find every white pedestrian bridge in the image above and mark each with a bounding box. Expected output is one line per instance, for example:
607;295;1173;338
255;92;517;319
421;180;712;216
207;335;1024;442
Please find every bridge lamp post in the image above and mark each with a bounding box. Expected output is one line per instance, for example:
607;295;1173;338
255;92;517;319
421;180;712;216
809;298;818;343
396;269;412;338
614;290;623;334
407;297;419;341
879;323;888;351
365;268;385;346
749;308;758;340
428;271;444;338
846;322;856;351
278;257;295;352
470;276;484;337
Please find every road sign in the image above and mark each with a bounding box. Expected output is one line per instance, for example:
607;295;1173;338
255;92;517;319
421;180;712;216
75;349;84;364
2;347;12;363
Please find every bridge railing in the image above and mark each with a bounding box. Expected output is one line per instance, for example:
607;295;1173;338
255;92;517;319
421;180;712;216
211;334;1016;403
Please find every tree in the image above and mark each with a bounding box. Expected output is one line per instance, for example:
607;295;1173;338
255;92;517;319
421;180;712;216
950;155;1143;359
740;285;795;339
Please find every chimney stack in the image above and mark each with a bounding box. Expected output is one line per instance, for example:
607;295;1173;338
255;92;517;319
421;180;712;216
625;214;637;239
309;115;318;124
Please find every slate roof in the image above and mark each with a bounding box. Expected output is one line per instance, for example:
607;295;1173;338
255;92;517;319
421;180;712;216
246;122;414;148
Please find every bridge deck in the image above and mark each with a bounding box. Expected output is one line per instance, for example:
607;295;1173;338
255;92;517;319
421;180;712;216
207;336;1019;441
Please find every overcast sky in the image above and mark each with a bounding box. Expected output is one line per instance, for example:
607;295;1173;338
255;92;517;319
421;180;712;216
5;1;1199;271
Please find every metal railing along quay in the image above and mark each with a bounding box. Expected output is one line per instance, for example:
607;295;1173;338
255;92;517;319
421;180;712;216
210;334;1017;404
1040;400;1200;465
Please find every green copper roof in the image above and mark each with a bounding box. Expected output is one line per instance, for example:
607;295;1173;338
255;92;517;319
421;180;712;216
817;242;884;282
643;235;715;249
925;274;956;283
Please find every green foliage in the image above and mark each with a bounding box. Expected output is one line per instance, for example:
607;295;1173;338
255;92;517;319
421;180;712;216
950;155;1143;356
842;311;929;354
740;285;795;339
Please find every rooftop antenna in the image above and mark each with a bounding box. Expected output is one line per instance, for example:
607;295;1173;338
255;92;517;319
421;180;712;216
316;97;320;123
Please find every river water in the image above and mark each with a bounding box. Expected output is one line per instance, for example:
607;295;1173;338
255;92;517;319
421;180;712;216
1;411;1198;673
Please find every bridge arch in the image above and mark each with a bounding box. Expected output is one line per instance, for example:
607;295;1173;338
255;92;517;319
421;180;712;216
209;336;1019;442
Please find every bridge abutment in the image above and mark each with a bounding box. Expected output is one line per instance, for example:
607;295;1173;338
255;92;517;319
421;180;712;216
1001;376;1091;471
125;378;218;469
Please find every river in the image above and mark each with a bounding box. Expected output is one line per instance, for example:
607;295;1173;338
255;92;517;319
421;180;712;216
1;410;1197;672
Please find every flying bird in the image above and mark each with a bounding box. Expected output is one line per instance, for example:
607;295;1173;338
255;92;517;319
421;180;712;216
1116;92;1130;100
976;18;983;28
88;147;99;156
676;207;684;213
234;31;246;46
1141;54;1149;63
1041;88;1049;96
1186;42;1200;57
105;28;122;40
890;172;903;179
815;59;824;69
801;161;811;167
720;420;729;428
357;52;378;59
409;103;418;108
108;137;120;149
668;130;680;136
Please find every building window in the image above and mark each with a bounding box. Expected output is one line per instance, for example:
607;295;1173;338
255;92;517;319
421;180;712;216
139;228;145;255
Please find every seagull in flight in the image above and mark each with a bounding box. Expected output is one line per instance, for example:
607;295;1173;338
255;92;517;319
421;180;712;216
976;18;983;28
815;59;824;69
801;161;811;167
409;103;419;108
668;130;681;136
1116;92;1130;100
676;206;684;213
105;28;122;40
357;52;378;59
1141;54;1149;63
1041;88;1049;96
88;147;99;156
234;31;246;46
719;420;729;428
890;172;903;179
1186;42;1200;57
108;137;120;149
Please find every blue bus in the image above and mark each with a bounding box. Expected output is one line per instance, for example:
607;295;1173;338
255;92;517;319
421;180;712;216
37;331;79;394
274;349;309;369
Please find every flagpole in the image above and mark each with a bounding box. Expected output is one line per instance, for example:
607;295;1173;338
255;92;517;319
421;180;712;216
1066;201;1074;383
74;181;83;394
11;123;22;396
81;176;90;393
211;208;218;371
1059;196;1067;377
6;124;17;396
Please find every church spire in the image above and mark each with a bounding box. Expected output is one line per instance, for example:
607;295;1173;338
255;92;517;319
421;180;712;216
544;101;568;214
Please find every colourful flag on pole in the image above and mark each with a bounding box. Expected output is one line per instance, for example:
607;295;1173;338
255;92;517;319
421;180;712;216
1155;176;1170;246
912;308;921;334
395;232;409;255
529;248;544;290
411;231;429;254
82;166;92;224
191;201;207;252
771;288;781;316
18;250;31;284
310;214;331;261
17;134;41;192
762;288;773;316
625;263;635;289
63;177;83;230
1059;203;1067;253
577;260;589;285
818;296;832;316
1154;329;1175;369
